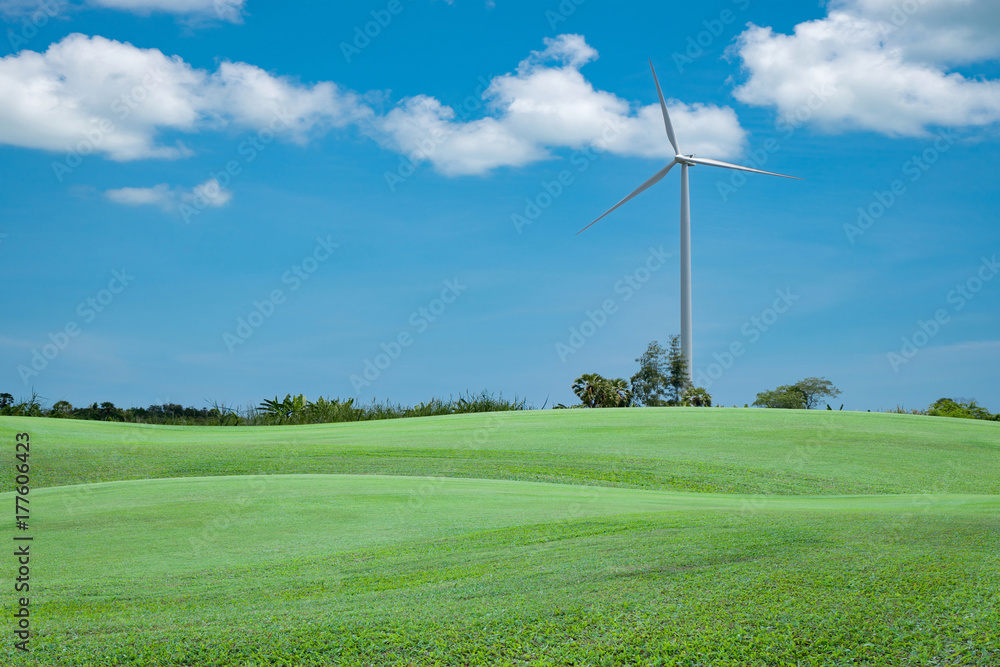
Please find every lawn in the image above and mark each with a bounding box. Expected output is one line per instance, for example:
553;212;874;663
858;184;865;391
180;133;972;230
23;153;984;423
1;409;998;665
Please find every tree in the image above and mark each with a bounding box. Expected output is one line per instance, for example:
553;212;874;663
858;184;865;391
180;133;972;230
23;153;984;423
665;335;690;406
753;378;841;410
603;378;634;408
681;387;712;407
572;374;633;408
630;341;669;406
927;398;997;421
50;401;74;418
572;374;605;408
793;377;841;410
98;401;124;421
0;393;13;410
753;385;807;409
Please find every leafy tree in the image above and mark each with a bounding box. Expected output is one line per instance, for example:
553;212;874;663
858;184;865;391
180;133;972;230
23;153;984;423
753;377;841;410
98;401;124;421
50;401;74;418
681;387;712;407
630;341;669;406
0;393;13;410
753;385;807;409
665;335;690;406
927;398;997;421
793;377;841;409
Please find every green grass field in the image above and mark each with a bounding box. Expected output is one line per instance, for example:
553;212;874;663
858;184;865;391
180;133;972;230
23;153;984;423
2;409;998;665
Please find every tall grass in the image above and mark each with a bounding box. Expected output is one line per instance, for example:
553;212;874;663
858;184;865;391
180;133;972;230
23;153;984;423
225;390;530;427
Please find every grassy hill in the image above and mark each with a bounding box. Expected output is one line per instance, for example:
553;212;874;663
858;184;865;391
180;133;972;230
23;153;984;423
4;408;1000;495
2;409;998;665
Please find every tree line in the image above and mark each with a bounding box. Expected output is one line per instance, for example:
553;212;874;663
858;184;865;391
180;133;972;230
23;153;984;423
557;337;998;421
0;390;530;425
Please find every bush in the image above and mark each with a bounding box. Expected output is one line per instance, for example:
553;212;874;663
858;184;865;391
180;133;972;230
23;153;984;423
681;387;712;407
926;398;997;421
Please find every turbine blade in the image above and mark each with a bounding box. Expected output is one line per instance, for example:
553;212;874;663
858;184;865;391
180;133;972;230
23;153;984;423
577;161;676;235
682;156;803;180
649;60;680;155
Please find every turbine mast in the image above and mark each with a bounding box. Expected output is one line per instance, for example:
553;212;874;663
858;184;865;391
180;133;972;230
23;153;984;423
577;61;800;391
680;162;693;383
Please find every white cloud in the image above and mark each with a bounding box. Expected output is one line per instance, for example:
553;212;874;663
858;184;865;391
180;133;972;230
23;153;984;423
832;0;1000;65
0;33;371;161
731;0;1000;137
104;178;231;211
0;0;71;19
104;183;174;208
0;0;245;22
3;33;746;177
373;34;747;175
88;0;246;22
208;61;370;143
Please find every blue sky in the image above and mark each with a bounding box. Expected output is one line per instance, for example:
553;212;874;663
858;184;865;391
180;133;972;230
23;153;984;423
1;0;998;412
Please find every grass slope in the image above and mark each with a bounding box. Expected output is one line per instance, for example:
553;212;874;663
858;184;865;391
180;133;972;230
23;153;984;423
2;410;998;665
3;409;1000;495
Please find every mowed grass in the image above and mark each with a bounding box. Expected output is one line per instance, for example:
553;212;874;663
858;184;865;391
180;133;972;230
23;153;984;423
3;409;1000;495
1;410;999;665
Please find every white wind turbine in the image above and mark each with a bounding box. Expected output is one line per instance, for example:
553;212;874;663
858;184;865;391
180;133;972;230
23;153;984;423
579;61;801;382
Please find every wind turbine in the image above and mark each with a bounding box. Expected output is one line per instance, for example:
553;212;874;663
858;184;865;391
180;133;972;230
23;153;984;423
578;61;801;382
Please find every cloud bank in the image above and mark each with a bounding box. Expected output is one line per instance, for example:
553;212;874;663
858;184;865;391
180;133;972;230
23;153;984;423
2;33;746;178
731;0;1000;136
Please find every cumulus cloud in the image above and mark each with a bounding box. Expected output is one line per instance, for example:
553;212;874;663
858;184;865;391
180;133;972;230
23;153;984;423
104;177;231;211
0;33;371;161
374;34;747;175
4;33;746;177
731;0;1000;136
832;0;1000;65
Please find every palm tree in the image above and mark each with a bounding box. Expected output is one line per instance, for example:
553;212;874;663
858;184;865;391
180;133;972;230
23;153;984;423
681;386;712;407
604;378;634;407
572;374;607;408
573;374;634;408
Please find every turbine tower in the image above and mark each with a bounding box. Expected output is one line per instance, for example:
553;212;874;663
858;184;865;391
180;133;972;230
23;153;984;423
579;61;801;382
